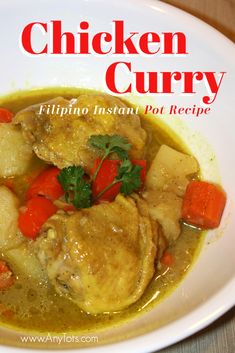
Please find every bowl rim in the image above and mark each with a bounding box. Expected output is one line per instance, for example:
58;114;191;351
0;0;235;352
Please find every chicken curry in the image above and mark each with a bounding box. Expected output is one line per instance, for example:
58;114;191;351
0;88;226;333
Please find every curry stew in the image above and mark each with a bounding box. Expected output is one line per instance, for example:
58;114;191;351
0;88;225;333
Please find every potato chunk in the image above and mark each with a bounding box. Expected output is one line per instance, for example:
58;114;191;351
144;145;198;243
0;186;24;250
146;145;198;197
4;243;47;282
0;124;33;177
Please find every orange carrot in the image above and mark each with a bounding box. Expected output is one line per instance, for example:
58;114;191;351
0;108;13;123
160;251;174;266
0;261;14;290
2;309;14;319
26;167;64;200
18;196;57;239
182;181;226;229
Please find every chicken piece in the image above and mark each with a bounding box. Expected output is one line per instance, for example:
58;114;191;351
143;190;182;243
146;144;198;197
131;193;165;261
157;228;168;262
14;94;146;171
34;194;157;314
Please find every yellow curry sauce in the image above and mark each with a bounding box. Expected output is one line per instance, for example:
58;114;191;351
0;88;203;333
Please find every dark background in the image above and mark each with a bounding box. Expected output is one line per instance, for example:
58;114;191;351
162;0;235;42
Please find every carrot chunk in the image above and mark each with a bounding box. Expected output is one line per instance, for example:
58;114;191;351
91;158;146;202
0;108;13;123
18;196;57;239
91;159;121;202
27;167;64;200
0;261;14;290
2;309;14;319
182;181;226;229
160;251;174;266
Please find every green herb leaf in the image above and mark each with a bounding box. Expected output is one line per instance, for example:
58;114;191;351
57;166;92;209
116;160;142;196
89;134;132;182
89;134;131;160
111;146;129;160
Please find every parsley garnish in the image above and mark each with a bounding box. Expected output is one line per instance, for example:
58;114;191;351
57;166;91;209
57;135;143;209
89;135;131;181
94;159;142;200
116;159;142;195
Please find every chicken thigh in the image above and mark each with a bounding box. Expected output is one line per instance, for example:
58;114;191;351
34;194;157;314
14;94;146;171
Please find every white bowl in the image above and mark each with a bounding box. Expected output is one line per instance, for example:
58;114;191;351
0;0;235;352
